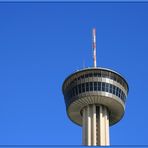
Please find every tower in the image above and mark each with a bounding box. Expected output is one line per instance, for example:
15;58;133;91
62;29;129;146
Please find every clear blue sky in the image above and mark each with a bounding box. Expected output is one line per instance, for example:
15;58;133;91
0;2;148;146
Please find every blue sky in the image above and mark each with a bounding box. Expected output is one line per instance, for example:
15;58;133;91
0;2;148;146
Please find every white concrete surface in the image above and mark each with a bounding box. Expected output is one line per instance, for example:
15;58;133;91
82;105;110;146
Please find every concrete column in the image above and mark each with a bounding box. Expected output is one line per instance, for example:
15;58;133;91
99;105;105;145
82;105;110;146
97;105;110;146
87;105;91;146
104;107;110;145
91;104;96;145
82;107;86;145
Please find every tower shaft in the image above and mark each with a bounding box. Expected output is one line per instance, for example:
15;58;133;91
82;105;110;146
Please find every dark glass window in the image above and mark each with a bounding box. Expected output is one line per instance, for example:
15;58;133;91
75;86;78;95
110;75;114;80
81;75;84;79
70;89;73;98
102;82;105;91
69;81;126;103
121;91;123;100
73;87;75;97
90;82;93;91
122;92;125;101
123;93;125;102
117;78;120;84
105;83;109;92
123;94;126;102
72;88;75;97
109;84;112;93
117;88;119;97
98;82;101;91
94;73;98;77
113;76;117;81
82;83;85;92
116;87;119;96
101;71;105;78
86;82;89;91
88;73;93;77
94;82;97;91
98;73;101;77
105;72;110;78
78;84;81;94
85;74;89;78
68;91;70;98
71;90;73;97
119;89;121;98
123;92;124;101
113;85;116;95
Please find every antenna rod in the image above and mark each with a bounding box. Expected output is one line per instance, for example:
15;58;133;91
92;28;97;67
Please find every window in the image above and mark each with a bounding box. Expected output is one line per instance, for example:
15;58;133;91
78;84;81;94
94;73;98;77
121;91;123;100
94;82;97;91
86;82;89;91
75;86;78;95
102;82;105;91
82;83;85;92
90;82;93;91
81;75;84;79
98;82;101;91
119;89;121;98
88;73;93;77
117;78;122;85
109;84;112;93
68;81;126;102
73;87;75;97
105;71;109;78
113;85;116;95
70;89;72;97
72;88;75;97
94;73;101;77
110;75;114;80
101;72;106;78
116;87;119;96
113;76;117;81
105;83;109;92
85;74;89;78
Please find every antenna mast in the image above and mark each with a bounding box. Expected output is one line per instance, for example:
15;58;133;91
92;28;97;67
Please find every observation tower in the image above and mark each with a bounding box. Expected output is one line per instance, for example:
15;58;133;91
62;29;129;146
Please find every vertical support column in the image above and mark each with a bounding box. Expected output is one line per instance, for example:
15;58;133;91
87;105;91;146
92;104;96;145
82;105;109;146
97;105;110;146
82;107;86;145
82;105;92;146
99;105;105;145
104;108;110;145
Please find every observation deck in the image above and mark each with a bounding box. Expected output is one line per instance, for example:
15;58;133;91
62;67;129;126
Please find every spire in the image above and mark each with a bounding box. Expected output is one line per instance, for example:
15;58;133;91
92;28;97;67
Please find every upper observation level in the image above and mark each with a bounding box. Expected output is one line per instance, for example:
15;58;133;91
62;67;129;126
